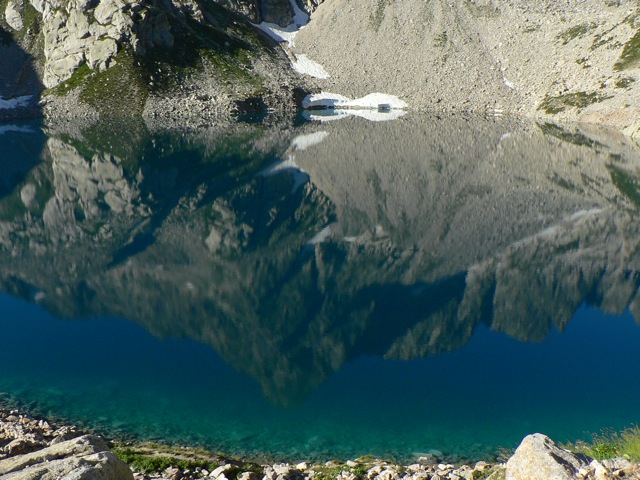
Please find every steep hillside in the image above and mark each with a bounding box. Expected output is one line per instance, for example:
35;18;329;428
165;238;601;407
0;0;312;118
295;0;640;135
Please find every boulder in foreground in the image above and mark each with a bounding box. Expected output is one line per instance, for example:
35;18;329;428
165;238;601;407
506;433;612;480
0;434;133;480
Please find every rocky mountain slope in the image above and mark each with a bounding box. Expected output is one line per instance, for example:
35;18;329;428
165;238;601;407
2;0;640;133
294;0;640;135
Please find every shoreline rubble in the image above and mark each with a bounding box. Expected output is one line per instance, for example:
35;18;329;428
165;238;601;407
2;405;640;480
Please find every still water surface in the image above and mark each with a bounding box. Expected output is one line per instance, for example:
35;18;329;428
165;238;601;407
1;114;640;462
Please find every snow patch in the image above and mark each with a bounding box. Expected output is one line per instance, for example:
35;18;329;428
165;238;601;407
302;92;407;110
292;54;330;79
252;0;308;47
0;95;33;110
307;225;332;245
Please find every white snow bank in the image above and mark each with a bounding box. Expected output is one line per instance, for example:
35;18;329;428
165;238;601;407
0;95;33;110
253;0;308;47
303;108;407;122
292;54;330;79
0;125;34;135
302;92;408;110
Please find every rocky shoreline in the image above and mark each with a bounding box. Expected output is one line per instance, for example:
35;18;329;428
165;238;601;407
2;405;640;480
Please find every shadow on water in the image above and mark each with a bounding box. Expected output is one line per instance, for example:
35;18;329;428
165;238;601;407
0;23;44;122
2;114;640;413
0;23;46;199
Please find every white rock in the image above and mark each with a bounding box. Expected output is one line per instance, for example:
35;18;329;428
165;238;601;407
4;0;23;31
87;37;118;71
273;464;290;476
505;433;593;480
211;464;234;479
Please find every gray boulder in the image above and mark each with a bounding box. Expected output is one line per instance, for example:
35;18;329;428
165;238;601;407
505;434;595;480
4;0;24;31
0;434;133;480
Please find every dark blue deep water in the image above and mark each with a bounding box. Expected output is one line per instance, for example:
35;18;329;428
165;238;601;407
1;114;640;462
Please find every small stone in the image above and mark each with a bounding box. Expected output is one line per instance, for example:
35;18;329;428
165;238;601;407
295;462;308;470
273;464;290;476
211;464;233;479
238;472;261;480
165;467;180;477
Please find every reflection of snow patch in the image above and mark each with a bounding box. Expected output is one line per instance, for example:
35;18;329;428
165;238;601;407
567;208;603;222
303;109;407;122
302;92;407;110
292;131;329;150
0;95;32;110
0;124;34;135
253;0;308;47
307;225;332;245
523;208;604;243
259;155;309;192
292;54;329;79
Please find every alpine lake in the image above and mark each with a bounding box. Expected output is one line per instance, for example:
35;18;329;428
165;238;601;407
1;111;640;464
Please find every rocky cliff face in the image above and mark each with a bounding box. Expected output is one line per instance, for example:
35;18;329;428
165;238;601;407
0;0;313;118
2;115;640;406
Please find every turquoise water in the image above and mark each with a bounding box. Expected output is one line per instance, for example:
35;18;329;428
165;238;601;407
1;115;640;462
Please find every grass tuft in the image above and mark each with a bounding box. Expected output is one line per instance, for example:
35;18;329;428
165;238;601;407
566;426;640;461
114;446;220;473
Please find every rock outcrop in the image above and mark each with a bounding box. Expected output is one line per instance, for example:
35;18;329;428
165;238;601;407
0;432;133;479
505;434;594;480
0;0;310;118
504;433;640;480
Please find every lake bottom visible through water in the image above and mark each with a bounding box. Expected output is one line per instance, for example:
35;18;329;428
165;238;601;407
2;293;640;463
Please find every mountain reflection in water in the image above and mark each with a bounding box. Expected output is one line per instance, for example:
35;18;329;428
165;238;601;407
1;115;640;460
